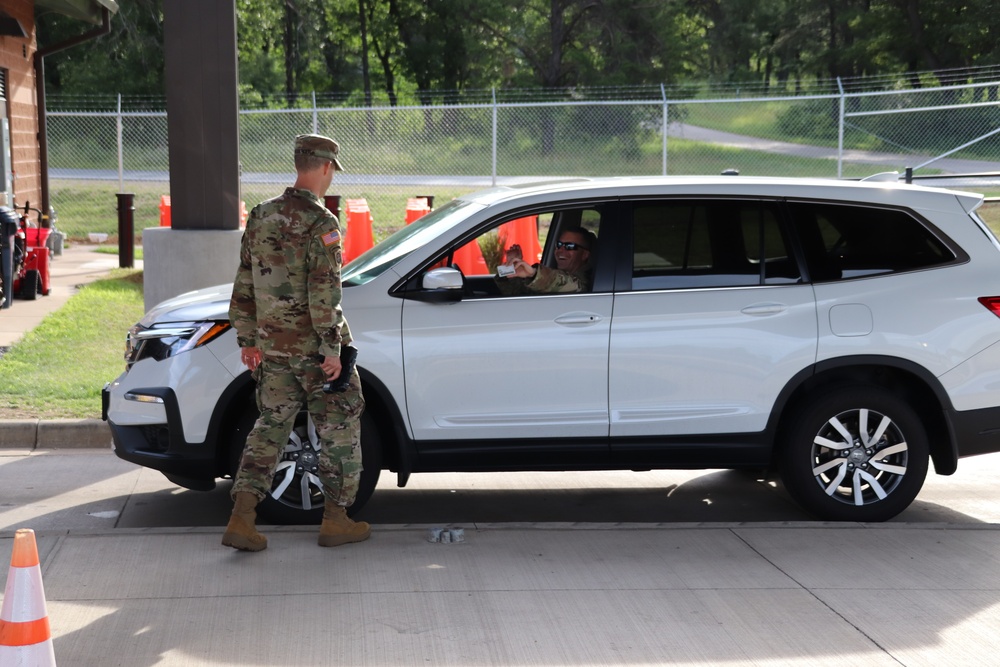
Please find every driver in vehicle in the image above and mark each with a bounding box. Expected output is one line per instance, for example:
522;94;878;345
502;226;596;293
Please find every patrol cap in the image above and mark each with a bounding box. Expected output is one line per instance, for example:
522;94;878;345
294;134;345;171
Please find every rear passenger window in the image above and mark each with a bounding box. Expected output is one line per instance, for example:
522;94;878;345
787;202;956;281
631;200;800;289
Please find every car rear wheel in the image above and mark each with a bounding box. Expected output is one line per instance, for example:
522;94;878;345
229;407;382;525
779;386;929;522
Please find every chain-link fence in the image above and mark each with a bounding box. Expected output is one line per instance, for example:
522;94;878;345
45;79;1000;242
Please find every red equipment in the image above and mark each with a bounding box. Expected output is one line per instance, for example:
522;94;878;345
11;204;51;300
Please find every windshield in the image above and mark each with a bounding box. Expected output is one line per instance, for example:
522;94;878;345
342;199;482;285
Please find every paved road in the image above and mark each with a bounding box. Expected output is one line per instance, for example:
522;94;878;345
2;449;1000;666
2;448;1000;532
667;123;1000;176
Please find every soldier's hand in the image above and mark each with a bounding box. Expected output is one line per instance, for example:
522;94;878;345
505;244;523;262
320;355;342;380
511;259;536;279
241;346;262;371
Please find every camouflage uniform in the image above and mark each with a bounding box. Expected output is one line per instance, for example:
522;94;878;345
499;265;591;294
229;176;365;509
523;265;590;293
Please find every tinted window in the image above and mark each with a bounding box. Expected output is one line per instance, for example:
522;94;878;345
631;200;799;290
788;202;956;281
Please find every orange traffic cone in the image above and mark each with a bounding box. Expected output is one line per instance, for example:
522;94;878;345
343;199;375;263
451;239;489;275
405;197;430;224
0;529;56;666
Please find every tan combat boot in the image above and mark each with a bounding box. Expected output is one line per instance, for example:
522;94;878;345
222;492;268;552
318;504;371;547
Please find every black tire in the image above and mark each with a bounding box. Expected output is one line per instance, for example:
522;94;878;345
779;386;929;522
18;270;40;301
229;407;382;525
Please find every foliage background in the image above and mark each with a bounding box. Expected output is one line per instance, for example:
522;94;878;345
36;0;1000;106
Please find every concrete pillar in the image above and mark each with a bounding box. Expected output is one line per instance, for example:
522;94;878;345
147;0;242;310
142;227;242;311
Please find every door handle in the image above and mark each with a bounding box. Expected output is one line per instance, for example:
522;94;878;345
741;302;786;316
554;313;603;326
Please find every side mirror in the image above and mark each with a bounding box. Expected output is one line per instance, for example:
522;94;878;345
422;267;464;291
409;267;464;303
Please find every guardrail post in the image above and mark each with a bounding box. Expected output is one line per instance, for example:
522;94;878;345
837;77;845;179
116;193;135;268
117;94;124;193
491;87;498;187
312;90;319;134
661;83;668;176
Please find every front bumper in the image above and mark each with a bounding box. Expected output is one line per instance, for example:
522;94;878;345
103;382;220;489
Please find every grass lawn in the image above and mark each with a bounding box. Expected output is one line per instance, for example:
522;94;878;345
94;245;144;260
0;270;144;419
979;199;1000;229
51;179;477;244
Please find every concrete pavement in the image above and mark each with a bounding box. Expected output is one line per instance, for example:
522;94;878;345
2;450;1000;665
6;522;998;666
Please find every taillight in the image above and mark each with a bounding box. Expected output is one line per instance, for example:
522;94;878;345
978;297;1000;318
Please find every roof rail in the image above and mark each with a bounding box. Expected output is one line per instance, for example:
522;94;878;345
860;172;901;182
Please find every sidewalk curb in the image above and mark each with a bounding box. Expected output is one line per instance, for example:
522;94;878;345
0;419;112;450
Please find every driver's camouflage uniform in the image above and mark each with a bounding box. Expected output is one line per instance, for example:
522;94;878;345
228;187;364;508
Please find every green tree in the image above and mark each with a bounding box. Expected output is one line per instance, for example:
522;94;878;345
236;0;285;102
475;0;602;88
36;0;165;100
584;0;703;86
37;0;1000;108
389;0;500;100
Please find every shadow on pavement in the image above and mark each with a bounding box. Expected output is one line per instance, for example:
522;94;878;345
110;468;991;528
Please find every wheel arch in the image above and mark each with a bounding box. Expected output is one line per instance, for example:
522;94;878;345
770;355;958;476
207;372;256;476
207;368;411;482
357;366;412;485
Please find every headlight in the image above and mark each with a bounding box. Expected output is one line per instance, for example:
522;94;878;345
125;321;230;369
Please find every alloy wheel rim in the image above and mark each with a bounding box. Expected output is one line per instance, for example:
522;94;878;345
809;407;909;506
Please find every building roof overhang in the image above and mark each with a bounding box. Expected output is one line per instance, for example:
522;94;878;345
36;0;119;25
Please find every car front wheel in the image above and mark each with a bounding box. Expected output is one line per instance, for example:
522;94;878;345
229;407;382;524
779;386;929;522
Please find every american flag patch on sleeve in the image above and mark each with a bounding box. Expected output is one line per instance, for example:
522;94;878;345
321;229;341;246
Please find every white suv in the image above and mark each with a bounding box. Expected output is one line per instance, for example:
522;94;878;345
103;176;1000;522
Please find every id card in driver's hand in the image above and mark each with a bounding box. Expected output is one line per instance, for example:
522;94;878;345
497;263;517;277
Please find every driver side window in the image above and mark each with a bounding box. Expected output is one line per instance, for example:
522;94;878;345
444;207;601;297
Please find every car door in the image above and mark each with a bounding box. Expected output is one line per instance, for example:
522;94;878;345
400;204;614;442
608;198;818;439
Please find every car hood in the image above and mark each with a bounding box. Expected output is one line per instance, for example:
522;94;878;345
139;283;234;327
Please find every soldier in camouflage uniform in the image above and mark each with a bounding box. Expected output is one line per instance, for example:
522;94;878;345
502;226;596;293
222;134;369;552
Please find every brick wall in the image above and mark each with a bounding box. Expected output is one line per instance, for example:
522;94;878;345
0;0;40;212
